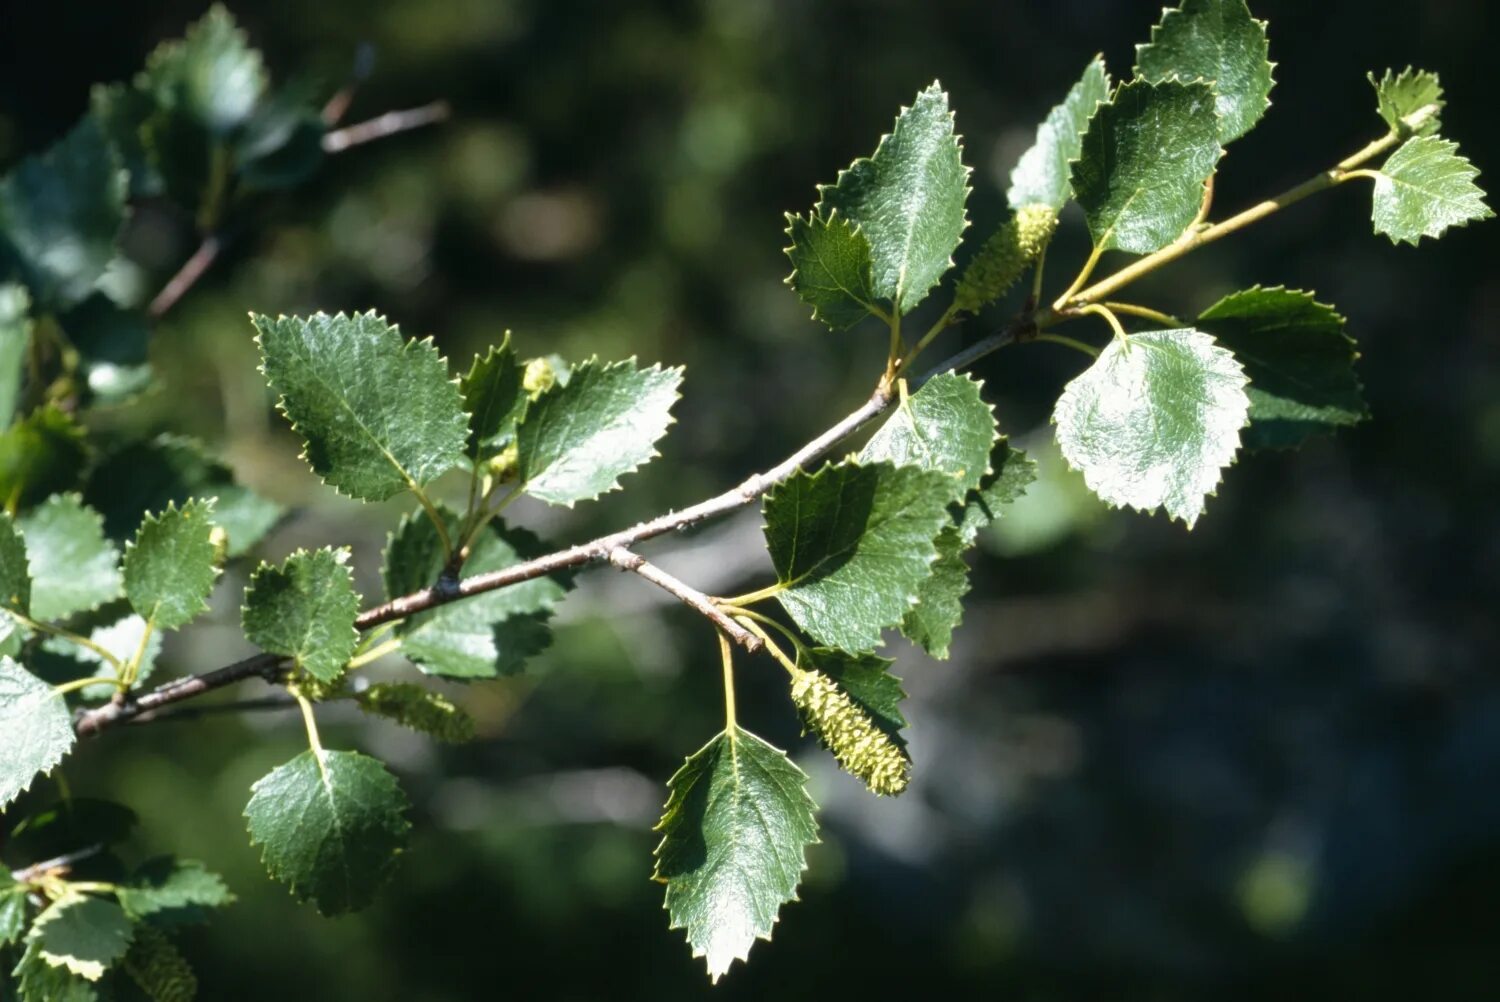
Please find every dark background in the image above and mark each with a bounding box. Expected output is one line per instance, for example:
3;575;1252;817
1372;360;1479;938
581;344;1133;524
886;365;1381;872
3;0;1498;998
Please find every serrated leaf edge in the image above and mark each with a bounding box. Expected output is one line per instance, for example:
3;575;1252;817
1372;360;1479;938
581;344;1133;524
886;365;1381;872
241;750;413;916
1368;66;1446;136
520;355;684;509
122;497;221;623
762;459;947;599
781;208;881;330
1051;330;1251;528
251;310;470;503
0;659;75;809
650;726;820;982
19;492;123;620
1130;0;1277;143
812;80;972;314
239;546;360;677
1070;78;1226;253
1198;283;1370;450
1007;54;1111;211
1370;136;1494;246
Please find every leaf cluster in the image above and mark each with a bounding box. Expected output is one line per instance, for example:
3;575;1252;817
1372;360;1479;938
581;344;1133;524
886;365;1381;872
1;798;231;1001
0;0;1492;991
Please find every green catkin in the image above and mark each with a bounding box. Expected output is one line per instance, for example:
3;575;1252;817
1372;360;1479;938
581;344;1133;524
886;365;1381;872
790;669;910;796
123;924;198;1002
356;682;476;743
951;204;1058;315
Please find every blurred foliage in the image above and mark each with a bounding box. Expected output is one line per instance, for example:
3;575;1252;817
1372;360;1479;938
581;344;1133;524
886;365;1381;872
1;0;1497;997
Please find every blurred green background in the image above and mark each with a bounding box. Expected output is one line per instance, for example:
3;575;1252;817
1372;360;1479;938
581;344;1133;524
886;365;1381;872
3;0;1499;998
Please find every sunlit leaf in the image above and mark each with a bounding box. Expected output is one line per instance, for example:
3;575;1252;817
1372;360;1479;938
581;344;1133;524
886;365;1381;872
254;311;468;502
1071;80;1221;253
123;499;220;630
817;82;969;313
654;727;817;982
0;657;74;809
1368;136;1492;245
1008;57;1110;211
1053;328;1248;527
517;357;681;506
1134;0;1275;143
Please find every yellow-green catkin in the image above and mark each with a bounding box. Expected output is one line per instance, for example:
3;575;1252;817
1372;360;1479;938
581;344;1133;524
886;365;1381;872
790;669;910;796
952;204;1058;315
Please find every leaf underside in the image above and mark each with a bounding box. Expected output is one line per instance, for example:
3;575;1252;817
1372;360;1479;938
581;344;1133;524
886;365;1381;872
1008;56;1111;211
0;657;76;808
1371;67;1444;137
18;494;123;622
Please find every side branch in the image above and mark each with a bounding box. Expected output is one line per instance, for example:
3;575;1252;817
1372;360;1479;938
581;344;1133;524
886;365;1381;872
607;547;762;652
147;235;223;319
1063;119;1418;309
322;101;452;154
142;102;452;322
10;844;107;884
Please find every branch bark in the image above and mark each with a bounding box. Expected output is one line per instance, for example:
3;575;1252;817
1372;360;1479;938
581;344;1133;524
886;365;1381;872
322;101;451;154
142;102;452;323
72;315;1027;738
75;652;286;737
147;234;222;319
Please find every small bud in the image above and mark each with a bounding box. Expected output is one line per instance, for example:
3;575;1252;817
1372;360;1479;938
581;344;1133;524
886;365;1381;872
209;525;230;565
952;204;1058;315
790;668;910;796
522;357;557;397
486;441;520;483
